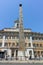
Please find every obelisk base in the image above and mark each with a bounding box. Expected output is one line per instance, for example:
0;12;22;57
18;51;25;60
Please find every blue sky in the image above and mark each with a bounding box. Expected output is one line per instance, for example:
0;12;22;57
0;0;43;33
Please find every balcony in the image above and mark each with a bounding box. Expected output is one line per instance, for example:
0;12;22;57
10;45;19;49
3;45;19;49
5;39;19;43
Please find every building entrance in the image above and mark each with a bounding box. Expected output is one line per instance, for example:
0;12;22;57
16;50;18;60
0;51;5;58
11;49;14;57
11;48;18;60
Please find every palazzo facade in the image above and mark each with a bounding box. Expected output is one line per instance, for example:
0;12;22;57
0;4;43;60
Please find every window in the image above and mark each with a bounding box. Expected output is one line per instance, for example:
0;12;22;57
0;36;2;39
9;36;11;39
12;36;15;39
32;37;34;40
36;37;38;40
28;36;30;39
42;38;43;40
5;36;8;39
42;55;43;57
4;43;8;47
38;51;40;54
37;44;39;47
40;44;42;47
41;51;43;54
25;43;26;46
12;43;15;46
34;51;36;54
33;44;35;47
39;38;41;40
0;43;2;47
9;43;11;46
25;36;26;39
16;43;19;46
35;55;37;58
16;35;19;39
29;43;31;47
33;44;39;47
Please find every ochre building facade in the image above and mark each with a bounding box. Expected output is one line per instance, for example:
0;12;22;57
0;4;43;60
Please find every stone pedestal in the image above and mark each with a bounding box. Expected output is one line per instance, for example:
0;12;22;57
7;49;11;58
18;51;25;60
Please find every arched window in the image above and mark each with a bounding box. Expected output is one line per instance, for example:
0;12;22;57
12;43;15;46
40;44;42;47
9;43;11;47
38;51;40;54
33;43;37;47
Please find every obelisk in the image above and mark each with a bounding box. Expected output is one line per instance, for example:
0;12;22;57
18;4;25;60
19;4;25;51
